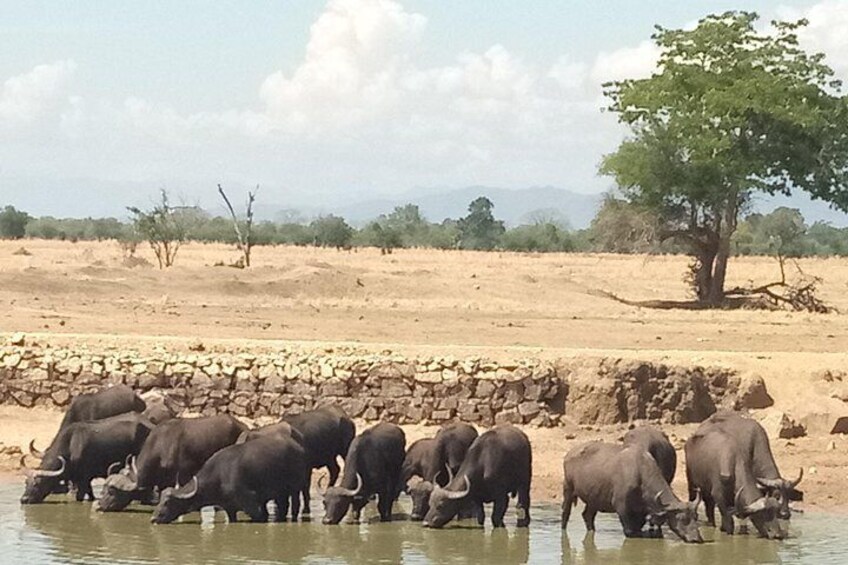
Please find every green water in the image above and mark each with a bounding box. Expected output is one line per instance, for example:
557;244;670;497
0;482;844;564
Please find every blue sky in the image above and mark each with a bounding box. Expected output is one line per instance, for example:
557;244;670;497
1;0;845;219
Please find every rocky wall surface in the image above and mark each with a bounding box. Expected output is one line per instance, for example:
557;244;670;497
0;335;771;427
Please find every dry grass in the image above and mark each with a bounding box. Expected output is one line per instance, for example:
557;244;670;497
1;239;846;360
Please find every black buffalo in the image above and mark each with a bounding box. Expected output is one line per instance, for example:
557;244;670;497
151;435;309;524
283;405;356;517
97;414;247;512
685;425;786;539
705;411;803;519
623;425;677;484
561;441;702;542
404;423;478;521
423;425;532;529
57;385;146;430
322;422;405;524
21;413;153;504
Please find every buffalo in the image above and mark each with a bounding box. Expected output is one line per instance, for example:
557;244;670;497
623;425;677;484
283;405;356;517
404;423;478;521
704;411;803;519
562;441;702;542
57;385;146;430
236;420;305;445
423;425;532;529
152;435;309;524
21;413;153;504
322;422;405;525
685;425;786;539
97;414;247;512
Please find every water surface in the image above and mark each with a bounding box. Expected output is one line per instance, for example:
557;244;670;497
0;483;843;564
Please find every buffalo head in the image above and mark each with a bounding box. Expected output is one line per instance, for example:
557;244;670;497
321;473;363;525
757;468;804;519
735;487;787;540
408;480;434;521
20;455;66;505
422;472;470;529
97;456;140;512
651;491;703;544
151;477;199;524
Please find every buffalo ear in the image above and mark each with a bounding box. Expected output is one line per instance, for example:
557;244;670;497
789;490;804;502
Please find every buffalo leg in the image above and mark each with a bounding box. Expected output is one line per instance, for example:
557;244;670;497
290;489;301;522
351;497;368;524
491;495;509;528
327;460;341;485
243;498;269;523
516;483;531;528
582;506;597;532
561;486;575;529
301;468;313;517
619;511;647;538
275;495;290;522
719;506;735;535
377;489;393;522
474;498;485;526
225;508;239;522
703;493;717;528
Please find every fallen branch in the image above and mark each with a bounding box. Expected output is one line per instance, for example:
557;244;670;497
725;255;833;313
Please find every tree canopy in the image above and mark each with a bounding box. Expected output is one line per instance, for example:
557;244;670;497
601;11;848;304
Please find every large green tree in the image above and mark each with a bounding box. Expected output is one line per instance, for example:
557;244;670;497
457;197;505;250
0;206;30;239
601;12;848;304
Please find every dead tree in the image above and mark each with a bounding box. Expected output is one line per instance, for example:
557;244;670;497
725;255;832;313
217;184;258;268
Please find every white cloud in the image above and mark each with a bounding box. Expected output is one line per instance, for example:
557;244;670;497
590;40;659;84
778;0;848;79
0;60;76;124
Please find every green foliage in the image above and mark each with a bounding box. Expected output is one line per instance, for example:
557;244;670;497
457;197;505;250
24;216;130;241
501;222;575;252
127;190;188;268
0;206;31;239
355;221;403;252
310;215;354;249
601;11;848;303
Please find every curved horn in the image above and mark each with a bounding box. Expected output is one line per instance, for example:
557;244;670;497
445;465;455;485
445;475;471;500
789;468;803;488
174;476;198;499
34;456;66;478
29;440;44;459
693;488;702;509
734;487;745;515
130;456;138;478
107;461;122;476
756;477;782;490
339;473;363;497
654;491;664;507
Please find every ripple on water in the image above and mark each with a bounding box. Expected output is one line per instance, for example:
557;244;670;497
1;482;846;564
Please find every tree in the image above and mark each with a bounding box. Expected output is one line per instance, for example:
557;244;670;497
310;215;354;249
501;222;575;252
457;197;505;250
355;221;403;254
601;12;848;305
217;184;258;267
586;194;663;253
127;190;188;268
0;206;30;239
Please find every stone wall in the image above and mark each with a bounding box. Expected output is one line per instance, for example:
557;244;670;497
0;336;771;426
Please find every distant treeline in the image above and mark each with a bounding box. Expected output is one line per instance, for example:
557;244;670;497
2;196;848;257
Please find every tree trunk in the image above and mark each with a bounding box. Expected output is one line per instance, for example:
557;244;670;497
707;234;731;305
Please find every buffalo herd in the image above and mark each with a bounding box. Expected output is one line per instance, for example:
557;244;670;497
20;385;804;542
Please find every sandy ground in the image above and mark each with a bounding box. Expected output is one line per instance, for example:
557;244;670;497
2;406;846;512
1;240;847;508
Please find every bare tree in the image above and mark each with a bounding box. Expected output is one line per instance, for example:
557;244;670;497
217;184;258;268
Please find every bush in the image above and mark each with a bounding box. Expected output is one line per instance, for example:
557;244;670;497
0;206;30;239
501;223;575;252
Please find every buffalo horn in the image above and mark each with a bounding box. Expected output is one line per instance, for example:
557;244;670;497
693;488;702;509
174;476;198;499
756;477;783;490
107;461;123;476
445;465;455;485
445;475;471;500
789;468;803;488
317;474;329;495
34;456;66;478
130;456;139;478
29;440;44;459
339;473;363;497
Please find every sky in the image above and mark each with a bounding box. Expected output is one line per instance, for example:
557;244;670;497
1;0;847;218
